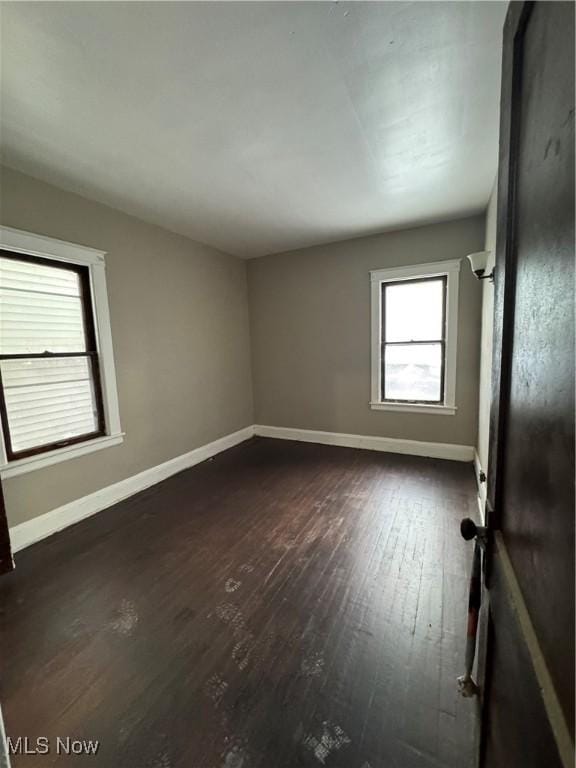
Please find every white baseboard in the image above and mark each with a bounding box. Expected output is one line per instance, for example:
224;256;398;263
9;423;476;553
474;449;487;524
9;425;255;553
254;424;475;462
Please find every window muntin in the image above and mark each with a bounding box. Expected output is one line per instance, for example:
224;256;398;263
0;250;105;459
381;276;447;404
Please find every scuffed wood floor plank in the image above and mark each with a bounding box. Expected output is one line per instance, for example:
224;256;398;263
0;437;478;767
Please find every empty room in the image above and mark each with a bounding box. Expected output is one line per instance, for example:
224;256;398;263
0;2;573;767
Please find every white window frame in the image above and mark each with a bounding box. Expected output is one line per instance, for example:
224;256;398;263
370;259;460;416
0;226;124;478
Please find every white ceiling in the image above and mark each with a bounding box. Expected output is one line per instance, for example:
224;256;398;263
0;2;507;258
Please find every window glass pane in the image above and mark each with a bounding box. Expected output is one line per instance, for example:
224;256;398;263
384;279;444;342
384;343;442;402
0;256;87;353
0;357;99;452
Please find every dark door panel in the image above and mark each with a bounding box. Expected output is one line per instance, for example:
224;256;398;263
483;551;563;768
0;480;13;576
502;0;575;730
482;1;574;766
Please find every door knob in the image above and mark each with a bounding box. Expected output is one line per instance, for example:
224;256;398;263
460;517;488;547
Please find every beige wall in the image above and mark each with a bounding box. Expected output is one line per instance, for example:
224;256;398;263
1;167;254;527
1;166;488;532
248;216;484;446
477;182;498;473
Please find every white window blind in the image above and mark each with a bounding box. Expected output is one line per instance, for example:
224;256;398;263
0;252;104;458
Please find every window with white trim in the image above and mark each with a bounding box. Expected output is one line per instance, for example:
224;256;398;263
370;260;460;415
0;227;123;477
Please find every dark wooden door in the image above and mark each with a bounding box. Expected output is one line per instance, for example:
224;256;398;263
0;479;13;576
481;2;574;767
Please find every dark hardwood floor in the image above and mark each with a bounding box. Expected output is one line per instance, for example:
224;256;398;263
1;437;479;768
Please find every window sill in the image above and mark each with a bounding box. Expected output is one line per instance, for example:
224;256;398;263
0;433;125;479
370;402;457;416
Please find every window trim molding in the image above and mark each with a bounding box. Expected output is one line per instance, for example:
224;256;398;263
0;226;124;476
369;259;460;416
0;250;107;461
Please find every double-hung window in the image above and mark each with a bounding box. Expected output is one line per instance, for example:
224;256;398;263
370;260;460;415
0;227;123;477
